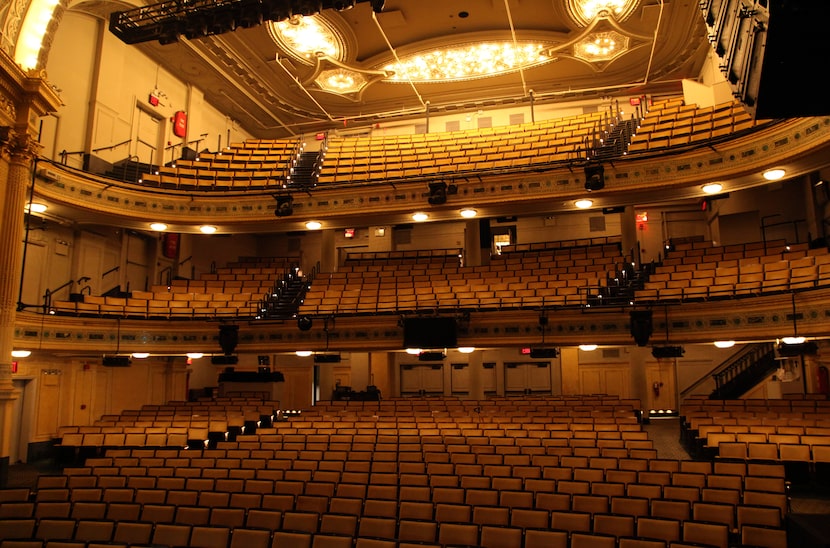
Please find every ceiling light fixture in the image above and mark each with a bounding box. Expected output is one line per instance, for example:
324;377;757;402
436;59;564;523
150;222;168;231
568;0;640;26
186;353;204;359
14;0;60;70
573;31;629;62
405;348;422;355
781;336;806;345
713;340;735;349
575;199;594;209
381;41;553;83
11;350;32;358
412;212;429;222
273;15;342;63
460;208;478;218
457;347;476;354
305;221;322;230
25;203;48;214
579;344;598;351
763;168;786;181
295;350;313;357
199;225;217;234
701;183;723;194
131;352;150;359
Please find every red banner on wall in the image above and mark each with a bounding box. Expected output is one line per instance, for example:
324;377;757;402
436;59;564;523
163;233;179;259
173;111;187;138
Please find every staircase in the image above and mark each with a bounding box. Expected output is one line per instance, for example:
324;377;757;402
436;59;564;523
594;118;639;160
288;151;320;189
711;342;778;398
261;272;308;319
106;158;159;185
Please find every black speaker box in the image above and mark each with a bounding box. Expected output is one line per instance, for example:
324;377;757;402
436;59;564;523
651;346;685;359
211;355;239;365
630;310;653;347
530;348;558;359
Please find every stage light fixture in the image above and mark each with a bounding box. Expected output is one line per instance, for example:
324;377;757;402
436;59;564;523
584;164;605;191
428;182;448;205
275;195;294;216
297;315;313;331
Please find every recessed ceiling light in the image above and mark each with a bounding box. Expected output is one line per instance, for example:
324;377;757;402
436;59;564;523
150;222;168;231
11;350;31;358
305;221;322;230
460;208;478;218
574;199;593;209
412;212;429;222
579;344;598;351
701;183;723;194
295;350;313;357
25;203;48;214
131;352;150;359
763;168;786;181
713;340;735;349
199;225;217;234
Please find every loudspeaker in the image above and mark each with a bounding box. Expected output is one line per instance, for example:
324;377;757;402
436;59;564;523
211;355;238;365
652;346;685;358
751;2;830;117
530;348;558;359
584;164;605;191
218;324;239;355
630;310;653;347
428;182;448;205
297;316;313;331
275;195;293;216
102;356;131;367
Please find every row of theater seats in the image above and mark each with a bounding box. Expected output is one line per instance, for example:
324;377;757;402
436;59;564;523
50;258;297;319
134;97;757;193
318;111;608;184
0;513;787;548
301;244;626;315
140;140;299;191
628;101;755;152
497;236;622;255
16;394;789;547
637;240;830;301
342;249;462;267
680;395;830;485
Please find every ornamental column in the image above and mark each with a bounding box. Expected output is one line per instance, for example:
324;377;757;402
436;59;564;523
0;52;62;484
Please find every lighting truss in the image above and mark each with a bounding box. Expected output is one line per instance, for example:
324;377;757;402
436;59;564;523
109;0;385;45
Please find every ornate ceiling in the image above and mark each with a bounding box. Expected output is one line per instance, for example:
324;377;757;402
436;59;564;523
94;0;711;139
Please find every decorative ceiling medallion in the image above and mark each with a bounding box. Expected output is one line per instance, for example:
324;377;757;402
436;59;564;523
378;41;555;83
567;0;640;27
573;31;629;63
316;68;367;95
270;15;345;64
547;14;651;71
304;56;390;100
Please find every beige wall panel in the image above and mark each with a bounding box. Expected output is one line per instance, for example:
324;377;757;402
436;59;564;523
35;372;62;438
281;365;313;410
